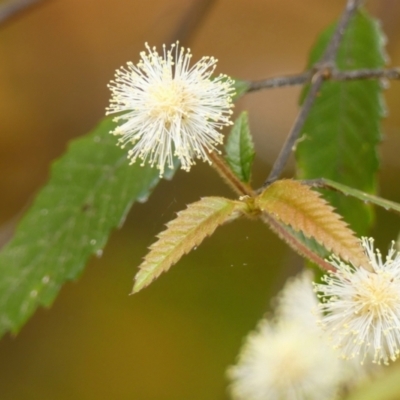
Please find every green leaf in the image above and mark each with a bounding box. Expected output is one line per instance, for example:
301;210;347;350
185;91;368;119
256;180;368;268
133;197;245;293
296;10;386;235
0;117;175;336
224;111;255;183
311;178;400;215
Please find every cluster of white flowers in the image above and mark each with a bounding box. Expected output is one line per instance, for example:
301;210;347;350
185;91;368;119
228;237;400;399
106;43;235;176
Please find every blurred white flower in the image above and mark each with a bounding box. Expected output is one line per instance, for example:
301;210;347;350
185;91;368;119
227;271;344;400
316;237;400;365
274;269;320;328
106;42;235;176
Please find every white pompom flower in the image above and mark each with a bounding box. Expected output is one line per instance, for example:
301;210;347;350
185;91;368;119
275;269;321;329
106;42;235;176
315;237;400;365
227;271;344;400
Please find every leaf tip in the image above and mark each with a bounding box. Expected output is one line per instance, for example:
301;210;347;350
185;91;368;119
132;272;148;294
130;287;140;295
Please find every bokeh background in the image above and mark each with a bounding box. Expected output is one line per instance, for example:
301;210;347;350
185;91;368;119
0;0;400;399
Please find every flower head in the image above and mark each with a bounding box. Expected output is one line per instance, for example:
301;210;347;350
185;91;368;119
315;237;400;365
274;269;320;329
106;42;235;176
228;271;344;400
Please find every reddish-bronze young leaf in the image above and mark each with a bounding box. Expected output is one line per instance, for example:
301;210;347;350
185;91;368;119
261;213;336;272
133;197;246;293
256;180;369;268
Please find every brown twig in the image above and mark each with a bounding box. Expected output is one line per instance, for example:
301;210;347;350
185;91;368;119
0;0;48;27
248;67;400;92
320;0;364;65
331;67;400;81
262;72;325;188
261;0;364;189
248;71;312;92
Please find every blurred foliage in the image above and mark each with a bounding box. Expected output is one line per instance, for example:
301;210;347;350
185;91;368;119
0;118;175;336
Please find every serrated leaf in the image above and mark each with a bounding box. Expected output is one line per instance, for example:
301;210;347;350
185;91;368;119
296;10;386;235
261;213;335;272
256;180;368;268
224;111;255;183
311;178;400;215
0;117;176;337
133;197;245;293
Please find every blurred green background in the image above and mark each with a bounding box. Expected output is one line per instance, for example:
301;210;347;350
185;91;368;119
0;0;400;399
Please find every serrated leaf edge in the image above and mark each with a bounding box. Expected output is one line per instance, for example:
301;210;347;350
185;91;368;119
133;197;245;293
256;180;369;268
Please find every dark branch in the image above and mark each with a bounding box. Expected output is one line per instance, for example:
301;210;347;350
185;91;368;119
332;67;400;81
260;0;364;189
248;71;312;92
247;67;400;93
320;0;364;64
0;0;48;26
262;72;325;188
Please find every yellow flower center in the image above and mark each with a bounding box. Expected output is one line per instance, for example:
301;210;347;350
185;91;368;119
148;80;190;125
354;271;399;318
